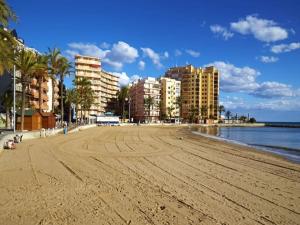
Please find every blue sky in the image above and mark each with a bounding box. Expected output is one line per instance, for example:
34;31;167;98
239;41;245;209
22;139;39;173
8;0;300;121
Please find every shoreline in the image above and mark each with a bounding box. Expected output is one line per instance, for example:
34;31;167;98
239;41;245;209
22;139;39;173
190;127;300;164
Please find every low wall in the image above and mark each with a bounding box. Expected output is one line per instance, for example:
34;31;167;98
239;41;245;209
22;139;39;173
0;124;97;152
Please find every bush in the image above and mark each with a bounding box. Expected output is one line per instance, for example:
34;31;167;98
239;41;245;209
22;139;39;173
249;117;256;123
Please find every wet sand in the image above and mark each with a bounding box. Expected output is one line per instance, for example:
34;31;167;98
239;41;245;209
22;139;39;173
0;126;299;225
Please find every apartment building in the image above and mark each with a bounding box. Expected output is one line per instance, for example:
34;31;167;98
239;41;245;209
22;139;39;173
129;77;161;123
75;55;119;117
160;77;181;118
0;28;59;114
165;65;219;122
100;70;119;113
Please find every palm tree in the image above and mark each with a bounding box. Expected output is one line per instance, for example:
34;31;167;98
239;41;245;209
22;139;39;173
82;87;95;122
225;110;232;123
13;49;36;131
65;88;77;125
57;57;72;123
175;96;182;118
33;54;49;111
200;105;207;123
0;89;12;128
73;77;92;122
47;48;61;112
117;86;129;119
218;105;225;120
189;105;198;123
167;105;175;119
144;96;155;123
0;0;16;76
0;0;16;26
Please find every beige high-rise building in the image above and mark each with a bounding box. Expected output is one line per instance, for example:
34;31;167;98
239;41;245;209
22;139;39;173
129;77;161;123
75;55;119;116
166;65;219;122
160;77;181;118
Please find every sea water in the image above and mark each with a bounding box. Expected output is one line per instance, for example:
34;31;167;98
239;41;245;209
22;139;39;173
193;125;300;163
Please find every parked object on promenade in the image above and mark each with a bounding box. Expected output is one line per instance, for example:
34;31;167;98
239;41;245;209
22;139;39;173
16;110;42;131
4;139;16;150
96;115;120;126
40;112;56;129
13;134;23;143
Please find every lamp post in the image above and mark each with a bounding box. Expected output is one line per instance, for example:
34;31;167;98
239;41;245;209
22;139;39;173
13;64;16;133
128;97;131;123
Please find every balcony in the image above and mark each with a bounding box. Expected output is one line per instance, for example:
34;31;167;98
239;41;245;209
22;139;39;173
31;78;38;86
54;86;59;93
30;90;39;99
30;100;39;109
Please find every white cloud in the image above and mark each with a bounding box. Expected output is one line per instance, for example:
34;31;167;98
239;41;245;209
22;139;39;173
185;49;200;57
270;42;300;54
110;72;142;87
141;47;163;68
223;96;300;112
100;42;110;49
174;49;182;56
106;41;139;64
163;51;169;59
138;60;145;70
252;82;295;98
230;15;288;42
67;42;108;58
65;41;138;71
206;61;260;92
221;96;300;111
259;56;279;63
210;24;234;40
207;61;299;99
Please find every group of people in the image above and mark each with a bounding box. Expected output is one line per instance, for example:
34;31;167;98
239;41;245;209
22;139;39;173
4;134;23;150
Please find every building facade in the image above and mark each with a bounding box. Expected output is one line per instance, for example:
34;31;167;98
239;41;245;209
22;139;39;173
75;55;119;117
160;77;181;118
166;65;219;122
0;28;59;117
129;77;161;123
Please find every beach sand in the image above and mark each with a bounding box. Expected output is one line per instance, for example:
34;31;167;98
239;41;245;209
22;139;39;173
0;126;299;225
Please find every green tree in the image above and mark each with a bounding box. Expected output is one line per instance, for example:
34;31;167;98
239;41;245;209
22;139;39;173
144;96;155;123
0;0;17;75
189;106;198;123
33;54;49;111
0;89;13;128
13;49;36;131
47;48;61;112
200;105;207;122
0;0;16;26
57;57;72;123
249;117;256;123
225;110;232;122
167;105;175;119
218;105;225;119
65;88;77;125
117;86;129;119
175;96;182;118
73;77;92;122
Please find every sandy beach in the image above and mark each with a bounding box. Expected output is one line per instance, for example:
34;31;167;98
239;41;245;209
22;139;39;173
0;126;299;225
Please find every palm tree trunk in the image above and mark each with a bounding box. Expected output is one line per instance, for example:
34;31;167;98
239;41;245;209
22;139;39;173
60;76;64;124
21;84;26;131
5;108;9;129
68;104;72;125
38;77;43;112
51;78;55;112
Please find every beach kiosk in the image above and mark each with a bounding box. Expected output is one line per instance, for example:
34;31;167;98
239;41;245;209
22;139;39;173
16;109;42;131
40;112;56;129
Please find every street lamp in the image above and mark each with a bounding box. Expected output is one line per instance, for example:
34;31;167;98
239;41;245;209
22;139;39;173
13;63;16;133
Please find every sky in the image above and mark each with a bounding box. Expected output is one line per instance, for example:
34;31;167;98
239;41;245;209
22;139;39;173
8;0;300;122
